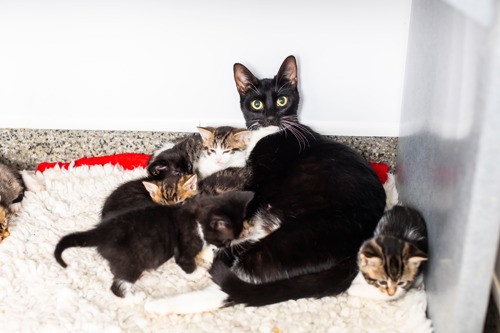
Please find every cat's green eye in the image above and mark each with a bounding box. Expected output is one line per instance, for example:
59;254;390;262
276;96;288;107
251;100;264;110
397;281;406;286
378;281;388;286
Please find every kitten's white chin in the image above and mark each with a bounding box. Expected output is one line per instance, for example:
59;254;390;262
346;272;407;301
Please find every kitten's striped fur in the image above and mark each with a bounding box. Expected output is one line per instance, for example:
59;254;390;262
0;162;25;241
353;205;428;299
143;174;198;206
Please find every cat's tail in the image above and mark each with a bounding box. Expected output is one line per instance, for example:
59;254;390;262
209;257;358;307
54;230;100;268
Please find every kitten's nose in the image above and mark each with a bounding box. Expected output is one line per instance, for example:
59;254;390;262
387;285;397;296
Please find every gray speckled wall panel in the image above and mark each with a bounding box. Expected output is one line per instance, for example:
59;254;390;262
0;128;398;171
397;1;500;332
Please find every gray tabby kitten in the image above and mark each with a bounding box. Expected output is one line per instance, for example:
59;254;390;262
0;161;25;240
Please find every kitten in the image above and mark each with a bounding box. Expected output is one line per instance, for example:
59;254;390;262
54;190;254;297
148;125;279;181
142;174;198;206
145;56;387;315
347;205;428;300
0;161;25;241
195;126;251;179
101;174;197;219
147;134;200;179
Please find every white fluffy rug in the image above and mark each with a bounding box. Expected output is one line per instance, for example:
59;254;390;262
0;164;433;333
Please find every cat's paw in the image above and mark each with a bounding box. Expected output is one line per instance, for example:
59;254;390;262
144;298;175;316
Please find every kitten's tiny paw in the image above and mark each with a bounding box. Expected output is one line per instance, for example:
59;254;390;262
10;202;22;213
195;245;216;266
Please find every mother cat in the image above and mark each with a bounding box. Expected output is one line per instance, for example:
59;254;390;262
145;55;387;314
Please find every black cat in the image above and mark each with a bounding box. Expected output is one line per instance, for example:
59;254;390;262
145;55;387;314
54;191;254;297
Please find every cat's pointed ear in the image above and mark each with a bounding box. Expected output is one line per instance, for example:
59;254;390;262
183;174;198;192
233;130;252;145
197;127;214;143
276;55;298;88
234;63;258;96
142;181;159;199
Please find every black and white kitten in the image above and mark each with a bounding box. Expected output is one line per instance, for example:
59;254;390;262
145;55;387;314
0;161;25;241
54;190;254;297
347;205;428;300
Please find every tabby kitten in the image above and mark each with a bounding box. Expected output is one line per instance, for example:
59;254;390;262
54;190;254;297
142;174;198;205
0;161;25;241
195;126;251;179
101;174;197;219
347;205;428;300
145;56;387;315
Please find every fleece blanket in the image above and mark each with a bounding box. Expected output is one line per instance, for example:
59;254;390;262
0;164;433;333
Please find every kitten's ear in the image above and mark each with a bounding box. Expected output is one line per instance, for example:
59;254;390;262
408;256;428;268
183;174;198;192
359;253;383;268
234;191;255;217
142;181;159;199
276;55;298;88
233;130;252;145
197;127;214;143
407;245;428;267
406;243;428;267
234;63;258;95
359;240;383;267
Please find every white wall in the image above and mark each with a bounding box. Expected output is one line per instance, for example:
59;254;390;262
0;0;411;136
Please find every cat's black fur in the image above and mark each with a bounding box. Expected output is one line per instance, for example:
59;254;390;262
207;55;387;306
54;190;254;297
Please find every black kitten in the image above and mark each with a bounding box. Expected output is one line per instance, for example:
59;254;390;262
54;191;254;297
147;134;201;179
